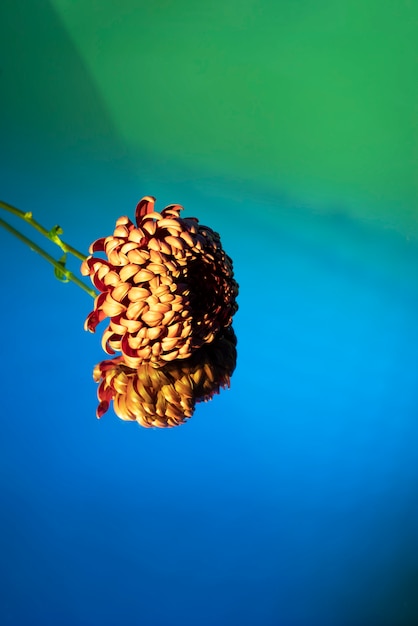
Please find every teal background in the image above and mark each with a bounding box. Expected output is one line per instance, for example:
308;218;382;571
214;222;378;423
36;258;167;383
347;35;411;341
1;1;417;625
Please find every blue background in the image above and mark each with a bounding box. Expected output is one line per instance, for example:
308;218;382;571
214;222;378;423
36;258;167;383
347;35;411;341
1;1;417;625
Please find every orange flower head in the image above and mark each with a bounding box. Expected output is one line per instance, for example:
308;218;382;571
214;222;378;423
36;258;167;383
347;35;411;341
81;197;238;368
93;328;237;427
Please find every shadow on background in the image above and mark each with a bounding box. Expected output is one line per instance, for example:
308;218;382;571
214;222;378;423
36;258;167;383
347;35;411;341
0;0;125;167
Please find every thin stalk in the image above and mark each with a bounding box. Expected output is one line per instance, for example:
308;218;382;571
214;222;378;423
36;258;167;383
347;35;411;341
0;199;87;261
0;217;96;298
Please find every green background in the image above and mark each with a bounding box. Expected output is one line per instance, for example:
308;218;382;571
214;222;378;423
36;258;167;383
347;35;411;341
2;0;417;234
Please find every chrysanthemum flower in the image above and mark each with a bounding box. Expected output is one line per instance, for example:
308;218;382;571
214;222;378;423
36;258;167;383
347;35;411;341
93;328;237;427
81;196;238;368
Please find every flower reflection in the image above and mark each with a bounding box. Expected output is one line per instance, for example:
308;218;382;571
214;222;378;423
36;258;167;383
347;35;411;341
81;196;238;368
93;328;237;428
82;196;238;426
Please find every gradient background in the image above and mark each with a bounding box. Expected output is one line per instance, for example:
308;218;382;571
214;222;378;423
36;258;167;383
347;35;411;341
1;1;417;625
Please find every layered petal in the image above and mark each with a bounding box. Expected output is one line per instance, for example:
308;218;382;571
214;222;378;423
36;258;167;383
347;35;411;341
93;328;237;427
82;197;239;368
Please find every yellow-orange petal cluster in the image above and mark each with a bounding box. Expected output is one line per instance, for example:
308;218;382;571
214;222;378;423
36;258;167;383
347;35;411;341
81;196;238;368
93;328;237;427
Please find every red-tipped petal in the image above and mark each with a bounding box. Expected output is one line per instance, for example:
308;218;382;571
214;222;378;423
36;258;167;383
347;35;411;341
121;333;142;359
84;309;105;333
89;237;106;253
91;272;109;293
84;256;113;272
96;400;110;418
135;196;156;224
161;204;184;217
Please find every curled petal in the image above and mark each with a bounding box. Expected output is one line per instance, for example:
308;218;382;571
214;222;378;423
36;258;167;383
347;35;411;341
128;287;150;301
97;400;110;419
134;268;155;282
161;204;183;217
135;196;156;223
82;196;238;369
84;309;105;333
92;328;237;427
165;235;185;251
101;329;117;355
141;310;165;327
112;282;131;302
101;294;127;317
89;237;106;254
120;263;141;282
157;218;183;232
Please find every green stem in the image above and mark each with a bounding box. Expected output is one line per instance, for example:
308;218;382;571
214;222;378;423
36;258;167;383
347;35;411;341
0;217;96;298
0;199;87;261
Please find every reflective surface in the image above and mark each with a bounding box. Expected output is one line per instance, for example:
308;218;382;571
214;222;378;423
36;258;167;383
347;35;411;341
1;2;417;625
